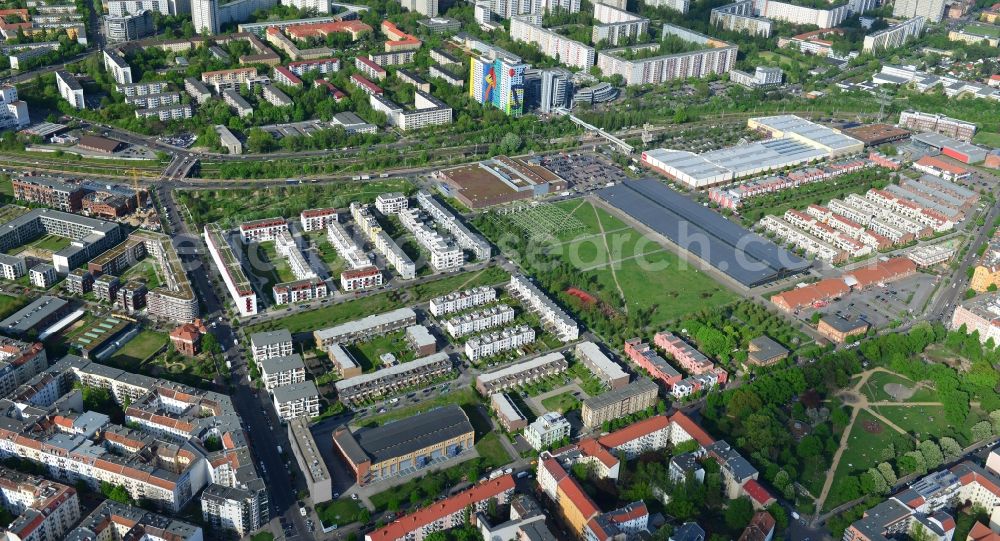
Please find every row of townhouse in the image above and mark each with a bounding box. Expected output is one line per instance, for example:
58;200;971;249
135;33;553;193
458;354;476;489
624;338;727;399
508;274;579;342
762;213;847;264
398;207;464;271
273;277;328;305
475;351;568;395
429;285;496;316
335;352;451;404
350;202;416;280
326;219;383;291
416;190;491;260
445;304;515;337
464;324;536;361
708;158;868;210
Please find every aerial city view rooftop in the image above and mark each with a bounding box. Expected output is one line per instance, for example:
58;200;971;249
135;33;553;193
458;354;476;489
1;0;1000;538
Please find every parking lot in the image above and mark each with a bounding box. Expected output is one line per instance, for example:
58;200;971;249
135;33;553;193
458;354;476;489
539;153;630;191
797;273;938;329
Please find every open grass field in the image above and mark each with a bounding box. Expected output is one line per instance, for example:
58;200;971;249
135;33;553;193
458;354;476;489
316;500;364;527
8;234;72;255
121;259;162;290
545;199;738;326
860;371;936;403
475;432;512;467
756;51;807;69
964;23;1000;38
973;131;1000;148
872;404;951;441
541;392;581;413
247;266;509;335
0;294;27;319
108;330;168;367
349;330;415;370
175;179;413;228
825;409;899;511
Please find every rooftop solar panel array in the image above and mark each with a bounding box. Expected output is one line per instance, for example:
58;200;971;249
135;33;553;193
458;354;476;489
597;179;811;287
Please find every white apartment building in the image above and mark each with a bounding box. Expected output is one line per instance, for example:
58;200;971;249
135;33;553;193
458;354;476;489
250;329;294;362
399;0;438;17
273;277;329;305
375;230;416;279
239;217;288;243
222;88;253;117
893;0;945;22
55;70;85;109
102;49;133;84
375;193;409;214
326;220;370;270
445;304;515;337
275;230;316;281
416;190;491;260
509;16;595;70
429;285;496;316
272;381;321;420
509;274;578;341
464;325;536;361
399;208;464;271
862;16;925;53
524;412;570;450
0;85;29;129
107;0;189;16
204;223;257;316
0;254;26;280
259;353;306;391
300;208;337;232
28;264;56;288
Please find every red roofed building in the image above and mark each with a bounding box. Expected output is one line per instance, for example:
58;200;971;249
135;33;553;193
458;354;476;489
239;217;288;243
770;278;850;312
556;476;600;536
844;257;917;290
968;522;1000;540
340;265;383;291
738;512;776;541
169;319;207;357
273;66;303;87
742;479;776;509
350;73;384;95
285;20;372;40
315;79;346;101
381;20;422;51
365;475;515;541
914;155;971;181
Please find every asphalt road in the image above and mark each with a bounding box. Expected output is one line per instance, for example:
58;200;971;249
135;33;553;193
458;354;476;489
159;185;315;540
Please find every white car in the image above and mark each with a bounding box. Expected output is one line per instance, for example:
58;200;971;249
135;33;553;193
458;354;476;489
300;506;307;517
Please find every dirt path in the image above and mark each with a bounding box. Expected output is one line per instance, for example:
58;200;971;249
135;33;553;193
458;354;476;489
591;203;627;314
813;367;943;517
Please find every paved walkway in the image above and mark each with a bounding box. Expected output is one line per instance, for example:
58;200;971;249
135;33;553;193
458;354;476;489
813;368;942;518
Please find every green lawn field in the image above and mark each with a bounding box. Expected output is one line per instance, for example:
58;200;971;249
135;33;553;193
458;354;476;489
825;409;899;511
860;371;936;403
541;392;580;413
108;330;168;368
973;131;1000;148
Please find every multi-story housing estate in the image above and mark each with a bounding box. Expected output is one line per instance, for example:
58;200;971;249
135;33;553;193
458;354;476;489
335;352;451;404
259;353;306;391
429;286;497;316
222;88;253;117
525;412;571;450
445;304;515;338
475;351;568;395
469;51;528;116
0;254;25;281
581;378;659;428
272;380;320;420
464;325;536;361
55;70;85;109
135;103;193;120
597;24;737;86
250;329;293;362
204;223;258;316
399;208;464;271
68;500;203;541
893;0;946;22
201;67;257;91
710;0;773;37
591;3;649;46
575;341;629;390
862;16;925;53
184;77;212;103
510;16;595;70
0;356;268;536
0;208;124;274
416;190;491;260
12;177;85;211
0;467;81;541
509;274;579;341
375;192;409;214
0;338;46;402
29;264;56;288
103;49;133;84
300;208;337;232
0;84;29;129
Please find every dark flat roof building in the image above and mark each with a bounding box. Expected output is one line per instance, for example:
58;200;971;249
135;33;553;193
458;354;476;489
597;179;810;287
333;405;475;486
